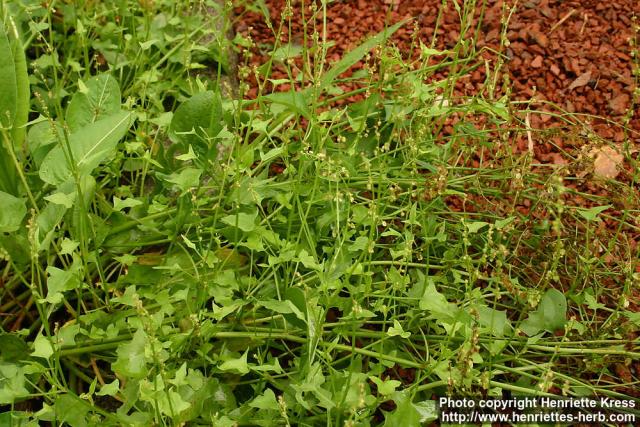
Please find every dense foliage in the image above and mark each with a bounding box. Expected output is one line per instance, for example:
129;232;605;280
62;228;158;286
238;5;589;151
0;0;638;425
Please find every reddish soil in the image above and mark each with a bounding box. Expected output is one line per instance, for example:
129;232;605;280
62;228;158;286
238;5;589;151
233;0;640;264
233;0;640;143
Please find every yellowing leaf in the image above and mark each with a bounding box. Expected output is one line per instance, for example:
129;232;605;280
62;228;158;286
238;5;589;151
591;146;624;179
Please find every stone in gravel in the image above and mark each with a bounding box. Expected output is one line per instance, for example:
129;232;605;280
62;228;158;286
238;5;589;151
609;94;629;115
531;55;543;68
530;30;549;48
550;64;561;76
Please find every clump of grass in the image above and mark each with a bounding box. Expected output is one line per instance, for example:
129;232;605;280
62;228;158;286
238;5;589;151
0;0;638;425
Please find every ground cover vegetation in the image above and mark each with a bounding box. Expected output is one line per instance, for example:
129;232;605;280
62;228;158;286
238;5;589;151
0;0;639;425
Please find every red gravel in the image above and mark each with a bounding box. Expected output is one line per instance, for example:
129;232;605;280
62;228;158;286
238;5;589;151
233;0;639;143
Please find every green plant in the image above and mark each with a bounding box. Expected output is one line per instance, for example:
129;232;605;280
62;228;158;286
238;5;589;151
0;0;638;425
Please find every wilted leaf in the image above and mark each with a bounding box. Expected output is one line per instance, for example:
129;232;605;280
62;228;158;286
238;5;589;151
568;71;591;90
591;145;624;179
609;94;630;115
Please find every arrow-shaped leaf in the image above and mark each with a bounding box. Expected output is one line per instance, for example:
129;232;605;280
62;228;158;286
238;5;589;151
315;20;406;94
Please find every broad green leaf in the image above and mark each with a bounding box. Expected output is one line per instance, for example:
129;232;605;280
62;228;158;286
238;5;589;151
96;378;120;396
384;391;421;426
44;266;81;304
369;376;401;397
0;363;29;404
35;201;66;251
53;394;90;427
0;20;17;129
169;91;223;153
625;311;640;326
221;211;258;232
495;216;516;230
0;191;26;232
271;44;303;62
297;249;322;270
31;333;54;360
249;388;279;410
65;74;121;131
112;328;148;379
477;305;511;337
5;17;29;165
218;350;249;374
163;167;202;192
465;221;489;233
0;334;29;362
413;400;439;423
113;196;143;212
264;91;311;119
520;289;567;336
584;292;605;310
281;287;308;330
44;190;76;209
0;17;28;142
576;205;611;222
259;299;305;322
473;97;510;121
387;319;411;338
55;323;80;348
420;42;448;57
0;20;21;195
419;279;456;319
348;235;370;252
39;111;132;185
27;120;64;168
